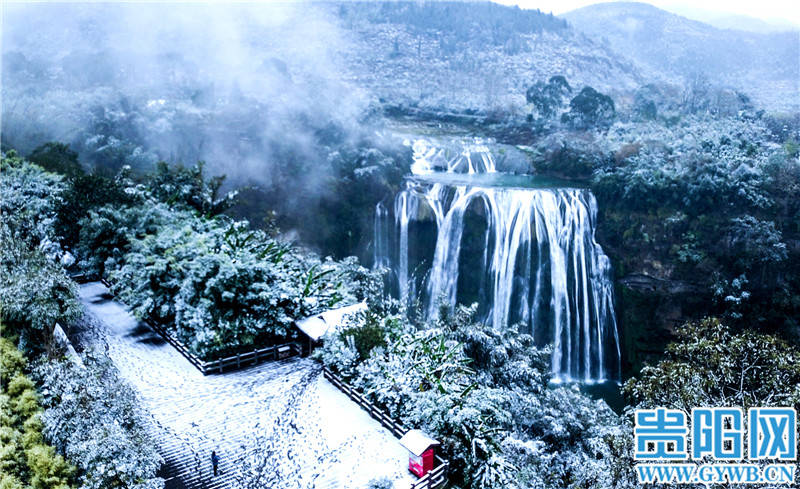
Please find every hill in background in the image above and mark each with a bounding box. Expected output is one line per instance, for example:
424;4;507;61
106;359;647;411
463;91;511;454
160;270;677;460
562;2;799;112
333;1;645;115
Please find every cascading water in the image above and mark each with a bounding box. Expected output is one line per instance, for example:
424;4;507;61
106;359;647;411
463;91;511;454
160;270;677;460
375;138;621;383
373;202;390;270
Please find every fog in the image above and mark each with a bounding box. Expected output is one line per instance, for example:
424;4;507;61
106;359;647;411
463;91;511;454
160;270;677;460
1;2;370;185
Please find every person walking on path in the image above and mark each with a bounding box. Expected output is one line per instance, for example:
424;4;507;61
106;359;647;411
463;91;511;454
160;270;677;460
211;450;220;476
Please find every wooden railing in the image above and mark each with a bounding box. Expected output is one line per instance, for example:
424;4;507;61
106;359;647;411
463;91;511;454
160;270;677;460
70;272;100;284
85;277;300;375
322;367;449;489
201;344;299;374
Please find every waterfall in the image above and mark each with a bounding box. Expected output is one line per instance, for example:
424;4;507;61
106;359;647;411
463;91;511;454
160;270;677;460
378;139;621;383
394;191;419;304
408;137;497;175
373;202;390;269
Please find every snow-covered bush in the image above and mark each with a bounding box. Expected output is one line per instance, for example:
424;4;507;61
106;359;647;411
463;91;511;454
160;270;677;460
75;203;175;276
0;150;65;249
0;152;83;352
35;352;164;489
145;161;237;217
593;115;783;214
0;228;81;353
0;155;82;352
319;304;632;489
79;189;379;360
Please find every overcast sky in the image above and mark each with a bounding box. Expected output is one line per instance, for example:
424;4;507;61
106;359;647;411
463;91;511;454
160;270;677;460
498;0;799;28
2;0;796;30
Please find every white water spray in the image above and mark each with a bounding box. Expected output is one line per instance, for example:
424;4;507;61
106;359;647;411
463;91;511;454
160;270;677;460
377;140;621;383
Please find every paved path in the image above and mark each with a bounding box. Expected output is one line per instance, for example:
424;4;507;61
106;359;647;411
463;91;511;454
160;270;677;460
78;282;415;489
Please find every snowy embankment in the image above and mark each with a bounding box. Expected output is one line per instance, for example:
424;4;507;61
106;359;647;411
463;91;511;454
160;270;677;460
77;281;415;489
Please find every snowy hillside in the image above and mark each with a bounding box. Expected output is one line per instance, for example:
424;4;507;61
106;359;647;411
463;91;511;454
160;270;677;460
332;2;645;115
562;2;800;111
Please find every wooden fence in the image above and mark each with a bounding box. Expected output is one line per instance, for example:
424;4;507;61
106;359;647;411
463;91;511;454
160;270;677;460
86;277;300;375
76;273;448;486
409;460;449;489
322;367;449;489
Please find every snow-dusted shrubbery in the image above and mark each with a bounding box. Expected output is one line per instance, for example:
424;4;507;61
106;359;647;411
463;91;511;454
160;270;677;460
318;303;634;489
71;162;380;360
107;213;345;358
530;113;799;333
0;154;167;489
35;352;164;489
593;115;786;214
0;152;81;352
0;230;82;354
0;150;68;258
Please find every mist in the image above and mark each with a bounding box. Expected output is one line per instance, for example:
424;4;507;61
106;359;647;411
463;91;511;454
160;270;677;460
1;2;371;187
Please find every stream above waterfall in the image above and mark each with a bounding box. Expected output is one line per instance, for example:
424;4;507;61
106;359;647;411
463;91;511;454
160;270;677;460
375;136;622;384
407;172;581;190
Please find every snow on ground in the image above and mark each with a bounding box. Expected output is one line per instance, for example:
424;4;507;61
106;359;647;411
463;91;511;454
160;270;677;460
77;281;416;489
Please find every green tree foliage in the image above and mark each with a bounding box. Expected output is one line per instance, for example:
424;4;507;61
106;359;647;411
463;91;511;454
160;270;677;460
27;143;83;179
625;317;800;412
532;140;608;179
561;86;616;129
338;309;388;362
525;75;572;121
226;141;410;260
146;161;236;217
0;335;76;489
311;144;408;258
725;215;788;273
55;172;138;248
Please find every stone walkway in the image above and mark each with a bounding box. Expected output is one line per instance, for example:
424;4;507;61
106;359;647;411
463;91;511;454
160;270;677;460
78;282;415;489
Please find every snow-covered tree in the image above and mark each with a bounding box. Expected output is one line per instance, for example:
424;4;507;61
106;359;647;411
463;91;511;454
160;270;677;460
35;352;164;489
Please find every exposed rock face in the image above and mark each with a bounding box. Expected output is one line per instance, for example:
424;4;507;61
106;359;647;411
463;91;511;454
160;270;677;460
620;273;703;295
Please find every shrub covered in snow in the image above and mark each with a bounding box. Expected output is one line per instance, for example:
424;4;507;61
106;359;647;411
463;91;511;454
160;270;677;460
0;152;81;353
70;162;381;360
318;303;634;489
0;229;82;354
0;150;66;255
35;352;164;489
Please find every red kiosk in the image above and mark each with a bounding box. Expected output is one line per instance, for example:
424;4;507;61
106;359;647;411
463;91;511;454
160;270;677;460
399;429;440;478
